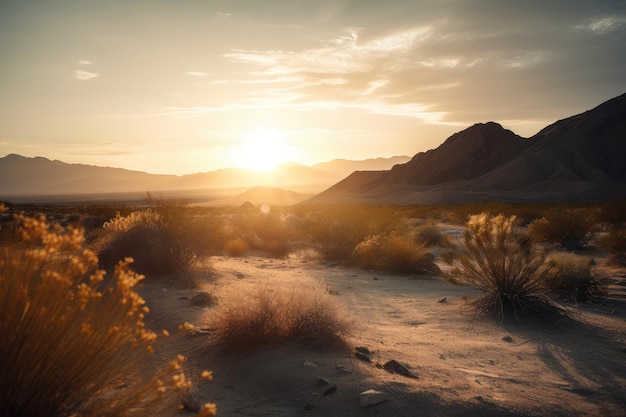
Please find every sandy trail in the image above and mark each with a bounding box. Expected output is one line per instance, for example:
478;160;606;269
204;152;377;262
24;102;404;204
141;254;626;417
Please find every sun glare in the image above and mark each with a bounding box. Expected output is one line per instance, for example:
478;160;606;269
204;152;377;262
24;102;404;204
233;128;296;171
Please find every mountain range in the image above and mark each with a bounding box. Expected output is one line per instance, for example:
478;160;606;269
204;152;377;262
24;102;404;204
0;154;409;200
307;92;626;205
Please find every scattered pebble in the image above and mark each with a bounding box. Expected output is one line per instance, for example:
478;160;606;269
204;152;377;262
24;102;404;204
359;389;388;407
502;336;513;343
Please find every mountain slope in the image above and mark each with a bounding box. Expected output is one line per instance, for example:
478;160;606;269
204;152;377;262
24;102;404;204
308;92;626;205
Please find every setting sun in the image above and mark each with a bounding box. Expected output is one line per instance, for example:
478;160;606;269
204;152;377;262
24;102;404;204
233;128;296;171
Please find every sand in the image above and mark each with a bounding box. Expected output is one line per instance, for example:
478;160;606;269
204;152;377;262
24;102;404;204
140;253;626;417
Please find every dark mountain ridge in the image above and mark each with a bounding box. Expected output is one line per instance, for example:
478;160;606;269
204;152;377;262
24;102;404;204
308;92;626;205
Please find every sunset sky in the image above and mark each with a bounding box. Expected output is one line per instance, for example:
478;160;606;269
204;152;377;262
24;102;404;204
1;1;625;175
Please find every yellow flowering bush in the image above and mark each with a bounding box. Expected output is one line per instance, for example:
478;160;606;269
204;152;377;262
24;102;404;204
0;209;215;417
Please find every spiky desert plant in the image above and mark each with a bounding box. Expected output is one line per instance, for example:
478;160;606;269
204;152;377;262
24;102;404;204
0;212;214;417
446;213;558;321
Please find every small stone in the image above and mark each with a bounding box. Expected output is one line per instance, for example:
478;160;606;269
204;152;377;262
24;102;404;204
355;346;371;354
336;365;351;374
475;395;484;402
303;360;318;368
235;272;245;279
190;292;217;307
502;336;513;343
316;377;331;388
438;297;447;303
383;359;418;378
355;352;371;362
359;389;388;407
322;384;338;396
181;391;201;413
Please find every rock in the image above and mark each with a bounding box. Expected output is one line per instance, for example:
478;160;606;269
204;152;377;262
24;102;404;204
322;384;338;396
355;346;371;354
303;360;318;368
181;391;201;413
383;359;418;378
438;297;447;303
235;272;245;279
316;377;331;388
502;336;513;343
190;292;218;307
355;352;371;362
336;365;351;374
359;389;388;407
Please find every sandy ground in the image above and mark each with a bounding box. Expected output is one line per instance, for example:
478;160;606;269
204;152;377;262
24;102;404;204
140;253;626;417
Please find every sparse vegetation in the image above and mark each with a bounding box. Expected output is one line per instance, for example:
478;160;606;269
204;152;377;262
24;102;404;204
211;280;351;351
528;208;595;250
597;227;626;265
445;213;559;321
224;238;248;257
353;233;440;274
0;210;214;417
95;207;196;275
544;255;608;301
413;223;450;247
304;205;400;261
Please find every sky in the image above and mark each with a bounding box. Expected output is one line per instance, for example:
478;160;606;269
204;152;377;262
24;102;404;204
1;0;625;175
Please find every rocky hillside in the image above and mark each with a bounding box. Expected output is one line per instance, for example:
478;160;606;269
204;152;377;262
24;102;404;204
308;92;626;205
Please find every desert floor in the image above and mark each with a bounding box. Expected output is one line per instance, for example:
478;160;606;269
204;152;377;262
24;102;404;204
140;250;626;417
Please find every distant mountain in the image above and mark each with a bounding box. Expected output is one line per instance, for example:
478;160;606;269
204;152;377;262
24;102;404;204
0;154;409;199
307;93;626;205
203;187;312;207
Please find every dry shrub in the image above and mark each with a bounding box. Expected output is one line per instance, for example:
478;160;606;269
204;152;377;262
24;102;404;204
230;210;294;258
446;213;559;321
597;227;626;265
304;205;399;261
528;208;595;250
353;234;440;275
545;255;608;301
224;238;248;256
413;224;450;247
95;209;195;275
211;280;351;350
0;211;214;417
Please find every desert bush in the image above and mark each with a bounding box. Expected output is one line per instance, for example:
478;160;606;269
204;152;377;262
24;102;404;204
211;280;351;350
224;238;248;257
96;209;196;275
544;255;608;301
597;227;626;265
353;234;440;275
230;210;295;258
0;212;214;417
528;208;595;250
304;205;400;261
413;224;450;247
445;213;559;321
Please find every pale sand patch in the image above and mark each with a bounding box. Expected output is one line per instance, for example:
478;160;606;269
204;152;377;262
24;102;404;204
140;254;626;417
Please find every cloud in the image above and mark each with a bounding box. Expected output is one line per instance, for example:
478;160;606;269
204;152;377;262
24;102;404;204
574;15;626;34
76;60;92;65
214;12;231;20
73;70;99;80
185;71;212;77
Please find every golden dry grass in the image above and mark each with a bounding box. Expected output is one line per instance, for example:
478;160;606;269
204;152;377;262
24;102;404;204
0;209;214;417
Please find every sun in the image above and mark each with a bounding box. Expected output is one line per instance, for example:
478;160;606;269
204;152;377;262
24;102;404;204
233;128;296;171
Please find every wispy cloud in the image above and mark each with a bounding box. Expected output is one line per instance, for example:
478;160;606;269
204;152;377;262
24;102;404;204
185;71;212;77
574;15;626;34
214;12;231;20
76;59;92;65
73;70;99;80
